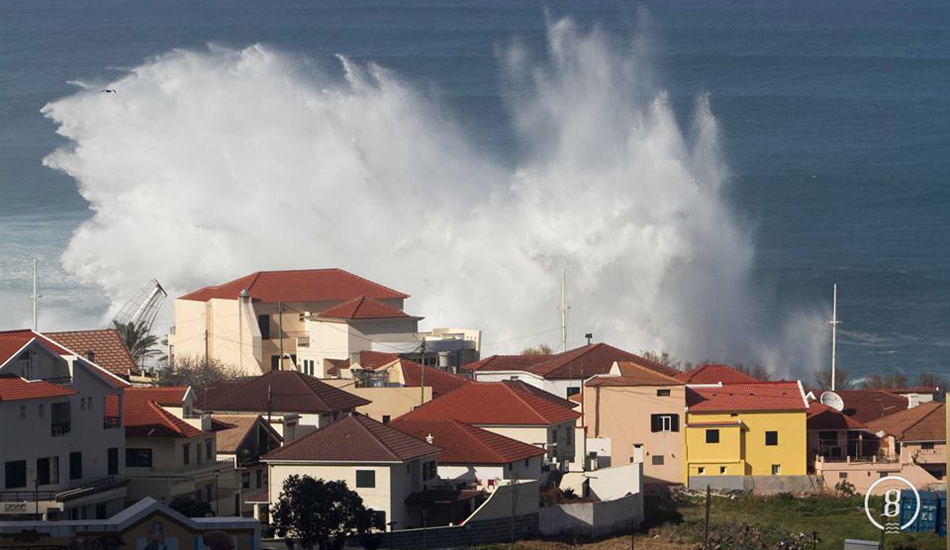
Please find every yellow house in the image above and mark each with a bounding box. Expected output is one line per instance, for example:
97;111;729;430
682;381;808;485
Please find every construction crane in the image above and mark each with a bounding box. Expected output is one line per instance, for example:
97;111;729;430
111;279;167;332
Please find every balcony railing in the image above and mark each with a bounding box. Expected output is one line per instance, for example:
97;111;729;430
817;454;899;465
42;376;73;386
51;422;71;437
131;459;234;477
103;416;121;429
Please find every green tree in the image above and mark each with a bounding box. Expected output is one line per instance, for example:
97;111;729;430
271;475;377;550
113;320;161;364
521;344;553;355
169;496;213;517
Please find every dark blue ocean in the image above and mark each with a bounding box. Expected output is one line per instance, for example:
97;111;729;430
1;0;947;377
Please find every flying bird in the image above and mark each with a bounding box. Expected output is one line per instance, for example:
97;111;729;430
100;89;117;94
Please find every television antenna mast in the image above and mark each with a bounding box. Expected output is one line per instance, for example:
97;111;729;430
558;270;570;352
829;283;841;391
28;259;41;331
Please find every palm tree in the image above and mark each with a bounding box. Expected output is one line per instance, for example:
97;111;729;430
113;320;161;365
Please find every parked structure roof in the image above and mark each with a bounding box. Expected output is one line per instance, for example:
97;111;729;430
676;364;759;385
179;268;408;302
865;401;945;442
834;390;909;424
687;381;808;413
0;376;77;401
397;382;581;426
318;296;415;320
200;370;370;414
45;329;138;378
390;418;545;465
466;343;679;380
263;414;440;463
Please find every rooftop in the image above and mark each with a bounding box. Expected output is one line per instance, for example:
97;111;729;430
390;418;545;465
398;360;472;398
865;401;945;442
807;402;868;431
179;268;409;303
318;296;416;320
123;388;204;439
687;381;807;413
834;390;909;424
201;370;370;414
466;343;679;380
263;413;440;463
0;376;76;401
214;414;282;454
588;362;684;387
397;381;581;426
0;329;129;389
45;329;137;378
124;386;190;406
676;364;759;385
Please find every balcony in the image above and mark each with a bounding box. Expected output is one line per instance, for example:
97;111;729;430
51;422;71;437
130;459;235;477
913;448;945;464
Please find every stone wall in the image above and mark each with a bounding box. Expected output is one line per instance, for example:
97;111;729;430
687;475;824;494
538;494;643;538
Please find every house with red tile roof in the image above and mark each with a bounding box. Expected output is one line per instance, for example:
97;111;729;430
581;363;686;485
212;414;282;519
122;387;241;515
169;269;425;377
197;370;370;441
466;343;679;400
0;329;129;520
867;402;945;484
396;381;580;470
832;390;909;424
45;329;138;380
262;413;441;531
682;381;809;487
390;418;545;490
675;364;759;385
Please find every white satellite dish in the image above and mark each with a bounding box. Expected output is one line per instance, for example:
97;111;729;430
820;391;845;412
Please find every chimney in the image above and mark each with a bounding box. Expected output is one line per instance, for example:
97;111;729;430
425;433;434;445
85;350;95;362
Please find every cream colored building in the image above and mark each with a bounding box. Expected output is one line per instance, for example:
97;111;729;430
262;414;441;530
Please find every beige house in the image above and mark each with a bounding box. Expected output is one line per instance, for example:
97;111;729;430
582;362;686;485
121;387;241;515
263;414;441;531
167;269;419;376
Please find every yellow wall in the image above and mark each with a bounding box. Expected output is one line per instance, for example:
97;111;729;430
683;411;806;482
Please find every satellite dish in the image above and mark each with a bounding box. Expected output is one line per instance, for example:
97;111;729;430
820;391;845;412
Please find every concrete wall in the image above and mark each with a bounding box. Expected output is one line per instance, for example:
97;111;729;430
587;462;643;501
483;422;575;465
439;456;543;487
318;382;432;422
687;475;824;495
539;494;643;538
583;383;684;484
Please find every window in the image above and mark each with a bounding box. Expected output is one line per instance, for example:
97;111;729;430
356;470;376;488
39;404;44;418
524;459;530;467
771;464;781;475
36;457;58;485
206;439;213;461
566;387;580;397
80;397;87;411
107;448;119;476
423;461;437;480
879;471;889;478
719;466;727;474
70;452;82;480
650;414;679;433
922;442;935;450
382;415;391;424
656;389;671;397
372;510;386;530
5;460;26;489
839;472;848;479
652;455;664;465
818;431;837;441
705;429;720;443
242;473;250;489
126;448;153;468
256;469;263;488
19;405;26;419
182;444;190;465
258;315;271;339
697;467;705;475
51;402;71;436
765;431;779;446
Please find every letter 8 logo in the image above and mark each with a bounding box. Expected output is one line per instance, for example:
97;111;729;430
883;489;901;518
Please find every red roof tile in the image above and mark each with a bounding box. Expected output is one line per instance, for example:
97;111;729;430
179;268;408;303
123;388;204;438
390;418;545;465
0;376;77;401
318;296;414;320
501;380;578;409
397;382;580;426
676;364;760;385
355;351;401;371
263;414;440;462
467;344;679;380
834;390;909;424
398;360;472;398
45;329;137;378
201;370;370;414
865;401;945;442
807;402;868;431
0;330;129;389
588;362;684;387
687;381;807;413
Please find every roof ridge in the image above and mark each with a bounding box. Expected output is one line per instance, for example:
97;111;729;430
893;401;942;437
458;420;511;463
148;400;196;437
500;383;548;424
353;414;403;462
618;361;683;384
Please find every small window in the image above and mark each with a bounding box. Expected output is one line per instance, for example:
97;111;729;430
5;460;27;489
271;355;280;370
879;471;889;478
80;398;86;411
706;429;720;443
566;387;580;397
95;503;106;520
69;452;82;480
382;415;391;424
107;448;118;476
719;466;727;474
651;414;679;433
524;459;529;467
356;470;376;488
652;455;664;465
182;443;190;465
19;406;26;419
765;431;778;446
656;389;671;397
258;315;271;339
839;472;848;479
697;467;705;475
39;404;45;418
771;464;781;475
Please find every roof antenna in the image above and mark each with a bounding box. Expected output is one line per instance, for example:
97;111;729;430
585;333;593;346
558;270;570;353
829;283;841;391
29;259;41;331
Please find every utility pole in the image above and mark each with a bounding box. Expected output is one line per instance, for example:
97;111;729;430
829;284;841;391
30;259;40;331
278;302;284;371
558;270;569;353
703;485;711;549
419;341;426;405
267;384;273;424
